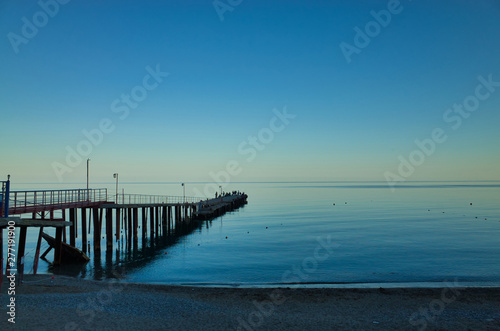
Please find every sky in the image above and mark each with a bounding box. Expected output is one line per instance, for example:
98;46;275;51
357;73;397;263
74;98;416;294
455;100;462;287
1;0;499;186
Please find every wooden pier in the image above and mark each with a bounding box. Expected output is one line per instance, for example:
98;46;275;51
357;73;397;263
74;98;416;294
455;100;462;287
0;180;247;287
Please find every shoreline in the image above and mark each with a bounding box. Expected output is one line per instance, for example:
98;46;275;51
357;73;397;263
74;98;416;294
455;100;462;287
164;281;500;289
1;275;500;330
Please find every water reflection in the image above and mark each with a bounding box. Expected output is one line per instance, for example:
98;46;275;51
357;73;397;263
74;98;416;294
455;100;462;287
50;216;220;280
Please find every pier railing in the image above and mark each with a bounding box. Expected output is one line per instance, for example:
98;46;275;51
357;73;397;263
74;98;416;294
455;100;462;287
8;188;108;215
112;193;202;205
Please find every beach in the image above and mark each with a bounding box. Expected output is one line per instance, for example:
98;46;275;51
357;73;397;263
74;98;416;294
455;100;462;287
1;275;499;330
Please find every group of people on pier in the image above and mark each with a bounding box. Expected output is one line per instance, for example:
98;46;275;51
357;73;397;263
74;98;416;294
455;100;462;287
215;191;242;198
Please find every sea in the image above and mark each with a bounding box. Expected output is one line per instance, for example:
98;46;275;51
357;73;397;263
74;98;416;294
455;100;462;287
3;181;500;287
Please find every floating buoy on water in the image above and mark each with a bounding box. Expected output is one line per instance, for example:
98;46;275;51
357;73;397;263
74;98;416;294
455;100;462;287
470;203;472;205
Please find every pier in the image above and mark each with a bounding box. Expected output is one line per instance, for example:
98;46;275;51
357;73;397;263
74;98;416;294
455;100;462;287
0;178;247;287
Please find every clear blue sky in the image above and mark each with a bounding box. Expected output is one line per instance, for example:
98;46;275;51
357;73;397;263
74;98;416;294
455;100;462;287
1;0;499;184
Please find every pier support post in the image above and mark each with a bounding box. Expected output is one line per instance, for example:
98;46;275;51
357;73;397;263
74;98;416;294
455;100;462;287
133;208;138;246
167;206;172;234
99;208;103;234
149;207;154;239
106;208;113;248
17;226;27;283
69;208;76;247
162;206;167;235
115;208;121;242
176;205;182;231
81;208;87;253
155;207;159;238
174;206;178;230
122;208;128;243
62;213;66;244
127;208;132;249
93;208;100;253
142;207;147;240
54;227;63;266
33;227;43;275
75;208;78;239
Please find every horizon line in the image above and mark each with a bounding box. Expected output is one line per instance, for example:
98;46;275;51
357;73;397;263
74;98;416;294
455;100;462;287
8;180;500;185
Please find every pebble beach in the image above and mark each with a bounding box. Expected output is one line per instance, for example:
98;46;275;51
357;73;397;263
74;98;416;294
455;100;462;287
1;275;499;330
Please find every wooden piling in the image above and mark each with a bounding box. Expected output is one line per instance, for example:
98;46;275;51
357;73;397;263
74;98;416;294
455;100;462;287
17;226;27;282
149;207;154;238
167;206;172;234
54;227;63;265
106;208;113;248
155;207;159;238
81;208;87;253
123;208;128;242
115;208;121;242
57;210;64;245
133;208;138;245
69;208;76;247
158;207;162;237
127;208;132;246
142;207;147;239
177;206;181;228
99;208;103;234
93;208;100;252
75;209;78;239
174;206;178;229
162;206;167;235
33;227;43;275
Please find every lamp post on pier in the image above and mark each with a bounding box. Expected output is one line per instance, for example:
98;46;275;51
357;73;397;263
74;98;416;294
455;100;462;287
86;159;90;190
113;173;119;204
181;183;185;203
86;158;90;200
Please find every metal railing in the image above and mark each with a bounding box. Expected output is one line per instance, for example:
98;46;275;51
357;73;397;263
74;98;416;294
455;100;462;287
112;193;202;205
8;188;108;214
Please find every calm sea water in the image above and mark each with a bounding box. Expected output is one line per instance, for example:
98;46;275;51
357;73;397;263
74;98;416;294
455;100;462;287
4;181;500;286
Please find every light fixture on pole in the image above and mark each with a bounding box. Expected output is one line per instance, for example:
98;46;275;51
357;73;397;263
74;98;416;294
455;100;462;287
113;173;119;203
86;158;90;200
181;183;185;203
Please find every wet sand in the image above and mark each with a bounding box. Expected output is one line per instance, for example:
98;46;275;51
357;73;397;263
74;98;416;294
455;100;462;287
1;275;499;330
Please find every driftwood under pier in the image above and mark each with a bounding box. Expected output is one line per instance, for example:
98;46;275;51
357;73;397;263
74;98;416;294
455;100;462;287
41;232;90;264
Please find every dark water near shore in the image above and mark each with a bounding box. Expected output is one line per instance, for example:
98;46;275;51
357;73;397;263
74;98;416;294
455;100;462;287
4;181;500;286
